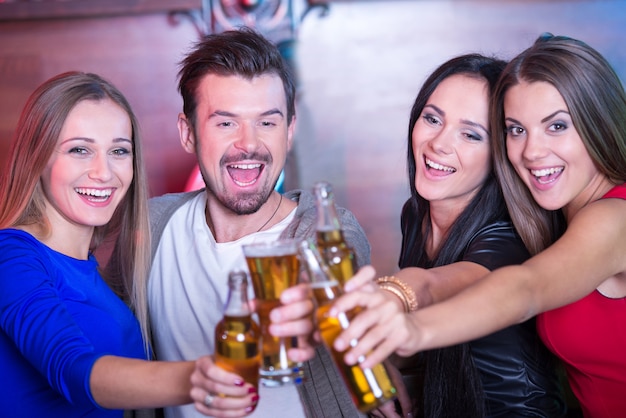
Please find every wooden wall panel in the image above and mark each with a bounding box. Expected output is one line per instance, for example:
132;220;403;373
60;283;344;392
0;0;201;21
0;10;202;197
0;54;42;156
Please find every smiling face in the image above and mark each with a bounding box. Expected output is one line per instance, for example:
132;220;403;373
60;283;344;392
504;80;605;214
412;74;492;209
179;73;295;215
40;98;133;233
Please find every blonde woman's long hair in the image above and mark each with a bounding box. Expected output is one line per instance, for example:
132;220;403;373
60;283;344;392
0;71;152;354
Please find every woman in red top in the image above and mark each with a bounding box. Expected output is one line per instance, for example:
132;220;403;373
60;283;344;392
328;34;626;418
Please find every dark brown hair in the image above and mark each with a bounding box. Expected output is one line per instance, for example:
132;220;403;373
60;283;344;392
177;26;296;129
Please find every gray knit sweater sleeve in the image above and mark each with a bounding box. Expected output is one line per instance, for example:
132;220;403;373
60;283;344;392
148;189;204;263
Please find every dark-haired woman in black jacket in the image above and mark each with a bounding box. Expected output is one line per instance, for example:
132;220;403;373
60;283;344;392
336;54;566;418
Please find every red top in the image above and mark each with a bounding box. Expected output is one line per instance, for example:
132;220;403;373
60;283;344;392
537;184;626;418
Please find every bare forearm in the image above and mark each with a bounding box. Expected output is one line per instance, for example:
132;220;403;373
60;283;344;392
395;262;489;309
90;356;194;409
410;264;537;352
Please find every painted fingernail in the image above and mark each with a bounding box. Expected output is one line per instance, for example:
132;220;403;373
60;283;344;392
245;406;256;413
248;387;258;394
251;395;260;403
234;379;244;387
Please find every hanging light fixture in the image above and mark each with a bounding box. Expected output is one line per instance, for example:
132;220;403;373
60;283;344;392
238;0;263;11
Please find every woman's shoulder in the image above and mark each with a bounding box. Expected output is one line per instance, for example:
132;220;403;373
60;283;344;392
0;228;53;273
574;185;626;228
465;219;530;269
0;228;41;248
602;183;626;199
470;218;520;245
584;182;626;219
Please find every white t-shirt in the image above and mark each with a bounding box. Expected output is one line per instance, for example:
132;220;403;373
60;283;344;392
148;192;304;418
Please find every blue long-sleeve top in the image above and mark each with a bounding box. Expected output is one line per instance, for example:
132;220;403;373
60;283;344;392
0;229;146;417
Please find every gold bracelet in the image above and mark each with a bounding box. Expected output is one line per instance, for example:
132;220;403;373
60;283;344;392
374;276;419;313
377;282;410;313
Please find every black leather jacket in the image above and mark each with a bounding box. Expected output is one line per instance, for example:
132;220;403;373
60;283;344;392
397;201;566;418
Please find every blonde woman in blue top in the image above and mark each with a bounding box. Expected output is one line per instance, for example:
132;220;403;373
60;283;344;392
0;72;258;417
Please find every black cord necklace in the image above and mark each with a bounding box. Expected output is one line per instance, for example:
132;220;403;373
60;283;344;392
256;194;283;232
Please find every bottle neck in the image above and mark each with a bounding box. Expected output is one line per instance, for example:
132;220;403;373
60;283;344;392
224;281;252;317
314;182;343;233
317;199;342;229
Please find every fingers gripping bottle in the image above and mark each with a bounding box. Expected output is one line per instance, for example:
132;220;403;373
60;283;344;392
298;240;397;413
215;270;261;388
314;181;358;285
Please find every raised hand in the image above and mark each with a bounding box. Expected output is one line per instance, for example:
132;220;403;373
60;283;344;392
330;267;423;369
190;355;259;417
268;282;318;362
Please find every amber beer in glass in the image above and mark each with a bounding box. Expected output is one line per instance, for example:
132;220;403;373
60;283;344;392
242;239;303;386
300;241;397;412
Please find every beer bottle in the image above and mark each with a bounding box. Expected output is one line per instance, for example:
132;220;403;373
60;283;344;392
314;181;357;285
215;269;261;388
298;240;397;413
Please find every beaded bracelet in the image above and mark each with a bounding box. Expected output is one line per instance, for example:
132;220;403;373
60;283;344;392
374;276;419;313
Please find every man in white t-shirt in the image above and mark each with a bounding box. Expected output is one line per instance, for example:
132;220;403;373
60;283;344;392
147;28;370;418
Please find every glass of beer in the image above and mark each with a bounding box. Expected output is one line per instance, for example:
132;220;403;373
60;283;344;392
242;239;304;386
